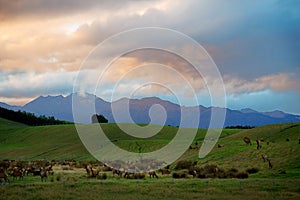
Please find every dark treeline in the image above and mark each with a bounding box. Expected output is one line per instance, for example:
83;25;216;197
91;114;108;123
225;125;255;129
0;106;70;126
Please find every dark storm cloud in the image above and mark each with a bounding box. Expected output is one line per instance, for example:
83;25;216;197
183;0;300;79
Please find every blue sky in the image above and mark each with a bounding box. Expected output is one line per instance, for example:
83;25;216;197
0;0;299;114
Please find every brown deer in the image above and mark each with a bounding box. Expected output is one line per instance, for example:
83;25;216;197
158;168;170;175
149;171;158;179
112;168;123;177
84;165;99;178
243;136;252;145
256;139;262;150
268;159;273;169
261;154;268;162
11;167;24;181
40;168;48;182
0;168;9;183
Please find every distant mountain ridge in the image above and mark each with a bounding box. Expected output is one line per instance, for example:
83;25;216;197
1;93;300;128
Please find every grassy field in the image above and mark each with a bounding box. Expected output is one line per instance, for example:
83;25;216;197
1;178;300;200
1;165;300;200
0;118;240;161
0;117;300;199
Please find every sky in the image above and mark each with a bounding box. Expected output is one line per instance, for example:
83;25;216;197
0;0;299;114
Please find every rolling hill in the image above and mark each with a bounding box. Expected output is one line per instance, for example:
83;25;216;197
0;117;299;178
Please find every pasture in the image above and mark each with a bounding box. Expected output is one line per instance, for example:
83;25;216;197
0;117;300;199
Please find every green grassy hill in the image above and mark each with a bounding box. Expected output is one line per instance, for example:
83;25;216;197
0;117;299;178
0;118;239;161
187;123;300;178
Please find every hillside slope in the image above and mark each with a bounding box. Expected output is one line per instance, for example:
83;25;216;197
0;119;237;161
182;123;300;178
0;118;28;134
0;118;299;178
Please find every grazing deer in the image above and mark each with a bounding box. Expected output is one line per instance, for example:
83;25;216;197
261;154;268;162
12;167;24;181
268;159;273;169
0;168;9;183
256;139;262;150
40;168;48;182
243;136;252;145
149;171;158;179
158;168;170;175
112;168;123;177
85;165;99;178
0;172;9;183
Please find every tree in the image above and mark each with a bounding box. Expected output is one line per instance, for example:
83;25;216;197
0;106;68;126
91;114;108;123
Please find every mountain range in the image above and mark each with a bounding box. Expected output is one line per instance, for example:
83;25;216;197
1;93;300;128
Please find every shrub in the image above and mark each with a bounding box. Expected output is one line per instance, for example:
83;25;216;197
203;164;219;174
134;173;145;179
246;167;259;174
172;172;188;179
217;172;227;178
197;173;207;179
236;172;249;179
175;160;196;170
224;168;239;178
228;168;239;173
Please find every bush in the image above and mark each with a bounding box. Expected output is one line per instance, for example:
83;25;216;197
228;168;239;173
172;172;188;179
236;172;249;179
134;173;145;179
203;164;219;174
175;160;196;170
217;172;227;178
197;173;207;179
246;167;259;174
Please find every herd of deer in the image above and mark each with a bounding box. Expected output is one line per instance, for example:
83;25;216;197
0;161;54;183
242;136;300;169
1;136;299;184
84;163;171;180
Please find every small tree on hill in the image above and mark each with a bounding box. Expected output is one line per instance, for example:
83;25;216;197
91;114;108;123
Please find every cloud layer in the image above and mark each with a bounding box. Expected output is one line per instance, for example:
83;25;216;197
0;0;299;114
